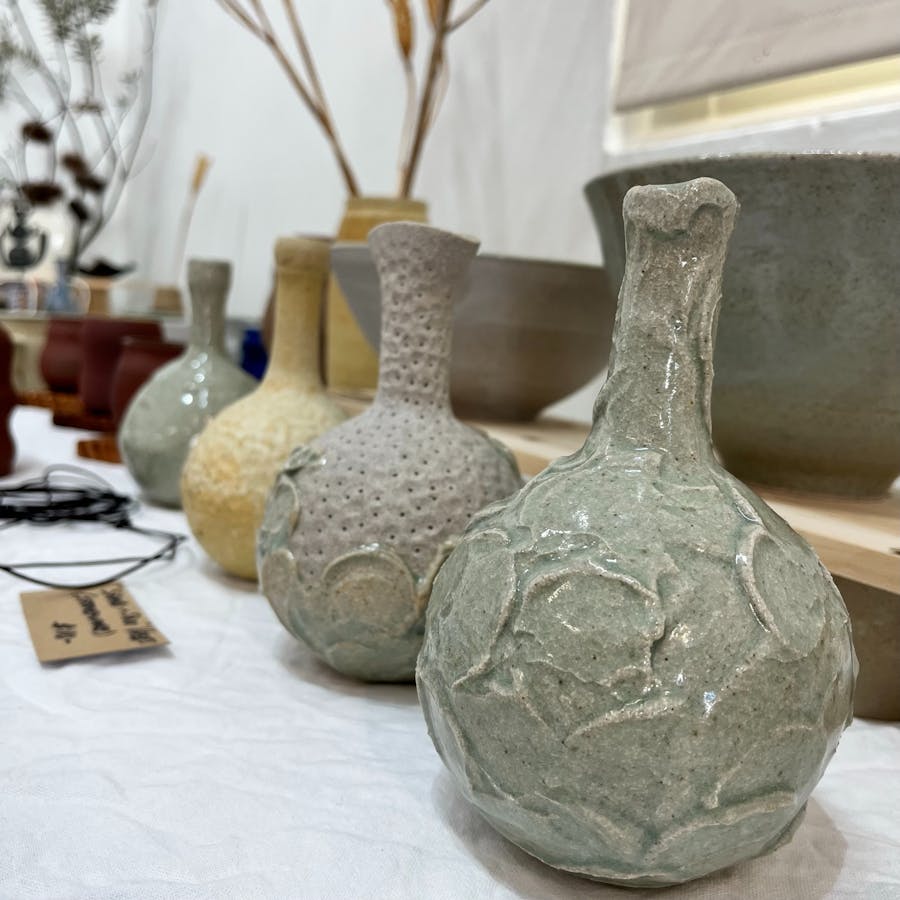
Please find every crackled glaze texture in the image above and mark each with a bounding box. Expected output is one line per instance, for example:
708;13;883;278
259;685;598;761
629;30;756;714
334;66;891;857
417;179;856;887
181;238;345;580
120;260;255;508
259;223;522;682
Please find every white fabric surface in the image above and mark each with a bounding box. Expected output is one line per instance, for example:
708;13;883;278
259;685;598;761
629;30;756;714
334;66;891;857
1;406;899;900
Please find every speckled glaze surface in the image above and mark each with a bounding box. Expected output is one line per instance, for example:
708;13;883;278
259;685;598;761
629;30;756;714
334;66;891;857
259;222;522;682
587;153;900;497
417;179;856;887
119;260;255;508
181;238;346;580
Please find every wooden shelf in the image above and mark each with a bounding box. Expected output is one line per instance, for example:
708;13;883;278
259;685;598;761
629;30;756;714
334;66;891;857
331;394;899;594
760;490;898;595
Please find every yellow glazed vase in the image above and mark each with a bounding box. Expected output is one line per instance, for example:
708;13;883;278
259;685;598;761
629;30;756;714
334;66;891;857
181;237;346;579
326;196;427;392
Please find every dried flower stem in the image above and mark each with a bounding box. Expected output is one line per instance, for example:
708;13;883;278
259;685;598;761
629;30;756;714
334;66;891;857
396;59;417;192
215;0;490;199
172;154;213;282
216;0;360;196
447;0;490;32
386;0;418;193
398;0;452;198
281;0;328;115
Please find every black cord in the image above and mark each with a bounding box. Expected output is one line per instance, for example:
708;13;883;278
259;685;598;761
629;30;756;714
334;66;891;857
0;465;187;589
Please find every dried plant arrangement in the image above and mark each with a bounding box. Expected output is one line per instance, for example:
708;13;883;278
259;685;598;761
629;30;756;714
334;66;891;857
215;0;492;198
0;0;159;272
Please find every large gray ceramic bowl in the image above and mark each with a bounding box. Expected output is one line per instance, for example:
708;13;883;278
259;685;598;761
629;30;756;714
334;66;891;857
587;153;900;497
331;244;615;420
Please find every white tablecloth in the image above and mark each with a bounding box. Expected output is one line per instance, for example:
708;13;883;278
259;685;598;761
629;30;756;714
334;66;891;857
1;407;898;900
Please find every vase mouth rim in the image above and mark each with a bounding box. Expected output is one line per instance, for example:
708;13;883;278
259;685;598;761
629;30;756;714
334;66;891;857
368;220;480;252
585;150;900;193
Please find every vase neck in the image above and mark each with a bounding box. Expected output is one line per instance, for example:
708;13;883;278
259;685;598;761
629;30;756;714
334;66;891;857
187;259;230;353
593;178;738;460
369;222;478;411
264;238;329;390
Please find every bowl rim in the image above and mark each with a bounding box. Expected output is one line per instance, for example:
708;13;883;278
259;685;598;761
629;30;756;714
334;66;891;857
586;150;900;192
330;242;605;276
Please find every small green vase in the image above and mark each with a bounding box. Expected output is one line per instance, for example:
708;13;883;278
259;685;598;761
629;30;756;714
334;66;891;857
119;259;255;507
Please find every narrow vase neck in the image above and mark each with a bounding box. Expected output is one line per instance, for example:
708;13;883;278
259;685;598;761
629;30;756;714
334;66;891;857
369;222;478;411
187;260;231;353
265;267;324;391
594;179;737;460
189;293;226;352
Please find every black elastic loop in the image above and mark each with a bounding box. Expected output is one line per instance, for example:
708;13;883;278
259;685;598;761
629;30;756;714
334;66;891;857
0;465;187;589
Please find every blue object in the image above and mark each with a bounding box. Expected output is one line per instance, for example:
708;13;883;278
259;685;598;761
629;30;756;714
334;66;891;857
240;328;267;380
44;259;75;313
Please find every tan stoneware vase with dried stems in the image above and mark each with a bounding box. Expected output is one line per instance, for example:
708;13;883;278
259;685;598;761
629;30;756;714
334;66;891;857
181;238;345;580
259;221;523;682
326;196;426;392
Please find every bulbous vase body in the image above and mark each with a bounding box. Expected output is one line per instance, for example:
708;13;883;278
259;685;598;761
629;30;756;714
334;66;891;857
181;238;346;580
110;338;184;426
259;222;522;682
119;259;255;507
417;179;856;886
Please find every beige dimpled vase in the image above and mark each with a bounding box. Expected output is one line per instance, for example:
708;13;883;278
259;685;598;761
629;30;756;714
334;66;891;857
181;238;345;579
258;222;523;682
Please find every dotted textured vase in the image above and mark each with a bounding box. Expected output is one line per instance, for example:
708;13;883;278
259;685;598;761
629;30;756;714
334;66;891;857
416;179;856;887
259;222;522;682
119;260;255;507
181;238;346;580
326;196;427;392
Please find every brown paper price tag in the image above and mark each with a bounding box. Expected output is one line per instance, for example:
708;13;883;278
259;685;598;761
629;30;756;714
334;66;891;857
20;582;168;663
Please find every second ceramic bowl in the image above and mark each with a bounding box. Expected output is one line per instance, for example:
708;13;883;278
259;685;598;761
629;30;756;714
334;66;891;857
587;152;900;497
331;246;615;421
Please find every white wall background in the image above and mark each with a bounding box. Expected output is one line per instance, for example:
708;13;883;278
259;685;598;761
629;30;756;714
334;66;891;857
107;1;615;311
4;0;900;421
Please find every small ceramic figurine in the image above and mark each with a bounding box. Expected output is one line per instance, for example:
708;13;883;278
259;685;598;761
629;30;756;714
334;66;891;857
416;179;856;886
181;237;345;580
119;259;255;507
258;222;522;682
